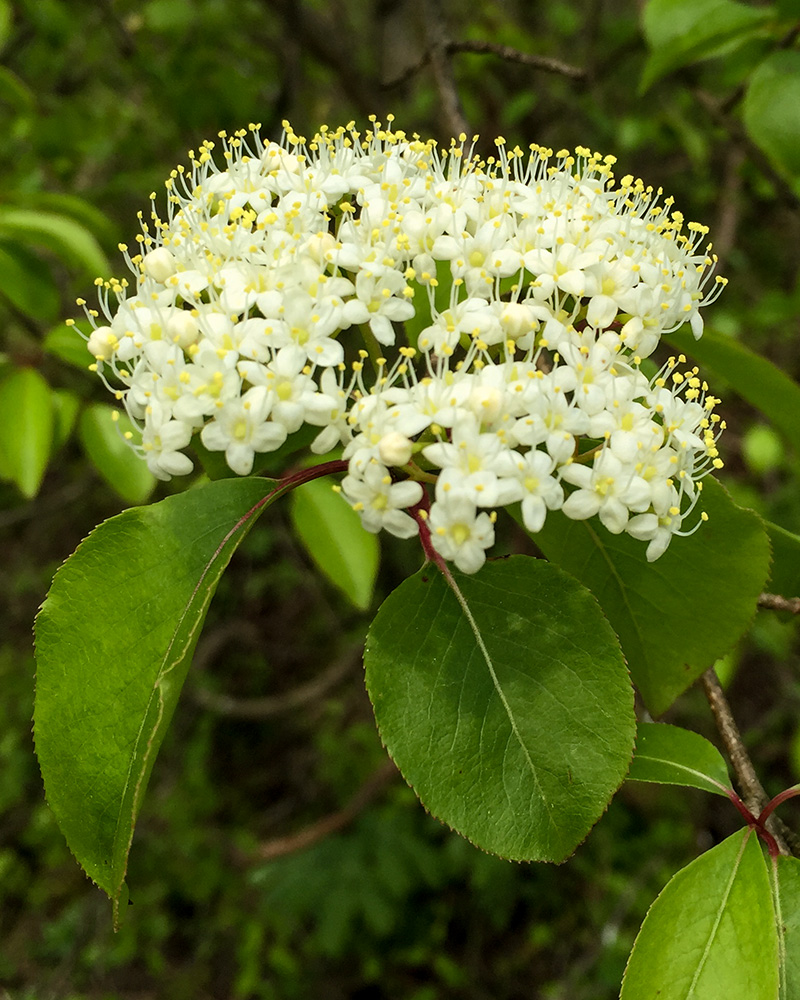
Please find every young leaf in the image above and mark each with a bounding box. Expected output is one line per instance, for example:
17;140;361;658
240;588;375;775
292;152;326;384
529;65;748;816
773;856;800;1000
668;326;800;447
534;476;770;716
34;477;279;920
640;0;772;93
622;830;779;1000
744;51;800;179
628;722;731;796
0;367;54;498
290;476;378;611
78;402;156;505
364;556;635;863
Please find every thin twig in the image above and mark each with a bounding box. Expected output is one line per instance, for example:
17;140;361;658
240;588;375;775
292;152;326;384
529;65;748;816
251;759;398;860
702;668;800;856
448;40;586;80
758;592;800;615
383;39;586;90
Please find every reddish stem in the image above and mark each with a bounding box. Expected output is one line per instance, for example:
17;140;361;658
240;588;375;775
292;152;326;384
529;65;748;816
758;786;800;826
724;788;781;858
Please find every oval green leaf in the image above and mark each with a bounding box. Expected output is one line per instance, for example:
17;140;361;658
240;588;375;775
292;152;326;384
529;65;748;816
0;367;54;497
744;51;800;179
364;556;635;862
290;476;378;611
535;476;770;716
51;389;80;452
628;722;731;796
34;477;279;920
622;830;778;1000
78;402;156;505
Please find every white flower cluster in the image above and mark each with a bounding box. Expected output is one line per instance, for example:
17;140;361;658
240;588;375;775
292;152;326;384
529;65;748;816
77;119;726;572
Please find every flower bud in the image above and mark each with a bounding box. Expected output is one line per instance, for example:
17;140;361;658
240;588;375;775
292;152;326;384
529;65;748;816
378;431;413;467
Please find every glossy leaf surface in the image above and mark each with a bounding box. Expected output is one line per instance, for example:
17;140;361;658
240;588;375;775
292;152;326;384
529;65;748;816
535;477;770;715
628;722;731;796
35;477;277;918
290;476;378;611
774;856;800;1000
622;830;778;999
364;556;635;862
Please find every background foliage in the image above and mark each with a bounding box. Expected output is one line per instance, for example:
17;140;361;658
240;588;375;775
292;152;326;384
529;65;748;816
2;0;800;996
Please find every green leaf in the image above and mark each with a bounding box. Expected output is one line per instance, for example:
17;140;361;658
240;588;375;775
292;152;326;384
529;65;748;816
0;367;54;497
622;830;778;999
290;477;378;611
78;403;156;505
0;241;60;322
766;522;800;600
774;856;800;1000
34;477;280;918
669;326;800;447
0;207;109;278
640;0;773;92
534;476;770;716
744;51;800;178
364;556;635;862
628;722;731;796
43;320;94;370
51;389;80;452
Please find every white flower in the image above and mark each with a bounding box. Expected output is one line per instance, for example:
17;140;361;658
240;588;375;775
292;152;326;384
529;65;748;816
81;121;725;571
341;462;422;538
199;386;287;475
428;495;495;574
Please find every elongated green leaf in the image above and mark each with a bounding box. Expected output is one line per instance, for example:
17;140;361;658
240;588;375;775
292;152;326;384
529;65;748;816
34;477;279;919
0;241;60;322
364;556;635;862
766;522;800;600
622;830;778;1000
290;477;378;611
744;52;800;179
628;722;731;796
774;856;800;1000
535;476;770;716
640;0;772;93
0;207;109;278
0;367;54;497
79;403;156;505
669;326;800;447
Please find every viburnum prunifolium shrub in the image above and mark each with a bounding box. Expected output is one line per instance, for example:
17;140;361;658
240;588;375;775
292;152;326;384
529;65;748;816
36;124;774;994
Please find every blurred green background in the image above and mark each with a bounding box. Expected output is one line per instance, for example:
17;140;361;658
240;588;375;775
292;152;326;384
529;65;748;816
1;0;800;997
